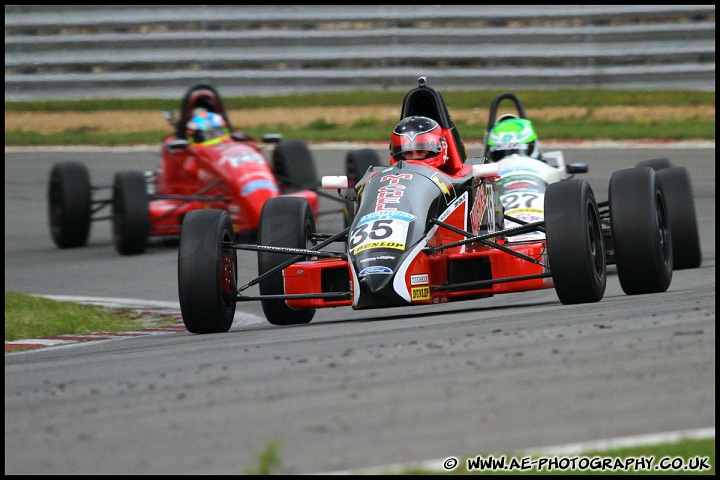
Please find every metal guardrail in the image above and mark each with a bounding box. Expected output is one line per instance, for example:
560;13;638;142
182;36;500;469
4;5;716;101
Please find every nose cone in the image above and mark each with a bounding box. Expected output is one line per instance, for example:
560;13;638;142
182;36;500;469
354;270;409;309
360;270;394;293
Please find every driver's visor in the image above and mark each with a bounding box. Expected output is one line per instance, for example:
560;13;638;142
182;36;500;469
391;141;442;158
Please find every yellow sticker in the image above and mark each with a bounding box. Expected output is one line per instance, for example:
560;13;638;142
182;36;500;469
411;286;430;301
352;241;406;254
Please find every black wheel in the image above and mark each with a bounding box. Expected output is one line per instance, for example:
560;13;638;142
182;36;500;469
656;166;701;269
346;148;382;188
47;161;91;248
636;158;674;170
272;139;319;192
609;167;672;295
112;171;150;255
344;148;382;228
257;197;316;325
178;209;237;333
545;179;606;304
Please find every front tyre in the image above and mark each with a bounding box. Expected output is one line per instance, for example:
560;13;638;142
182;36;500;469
545;179;606;304
609;167;672;295
258;197;316;325
47;161;92;248
112;171;150;255
178;209;237;333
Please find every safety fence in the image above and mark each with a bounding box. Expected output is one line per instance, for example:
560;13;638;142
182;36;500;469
4;5;715;101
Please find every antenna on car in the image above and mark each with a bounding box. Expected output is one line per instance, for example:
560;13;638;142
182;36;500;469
417;77;427;88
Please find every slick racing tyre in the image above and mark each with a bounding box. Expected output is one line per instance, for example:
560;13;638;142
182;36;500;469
178;209;237;334
272;139;319;192
545;179;606;304
112;171;150;255
257;196;317;325
609;167;672;295
48;161;92;248
634;159;700;269
346;148;383;188
654;167;702;270
636;158;674;170
344;148;383;229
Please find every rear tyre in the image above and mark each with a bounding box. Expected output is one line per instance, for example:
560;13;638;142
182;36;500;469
636;158;674;170
47;161;92;248
346;148;382;188
258;197;316;325
178;209;237;333
545;179;606;304
272;139;318;192
344;148;382;228
609;167;672;295
112;171;150;255
655;166;701;269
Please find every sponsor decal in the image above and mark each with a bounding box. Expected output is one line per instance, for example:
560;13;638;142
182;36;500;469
500;175;546;194
431;173;452;197
353;241;405;254
375;173;413;211
411;286;430;301
350;211;416;255
505;208;543;216
470;186;487;233
499;165;541;176
219;150;265;167
438;191;467;222
359;266;393;276
359;255;397;263
505;209;545;242
410;274;429;285
356;210;416;227
241;179;278;195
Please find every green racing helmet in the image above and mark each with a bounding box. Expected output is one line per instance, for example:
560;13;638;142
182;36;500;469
486;116;541;162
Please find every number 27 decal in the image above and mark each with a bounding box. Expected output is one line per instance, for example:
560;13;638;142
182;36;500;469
502;193;540;210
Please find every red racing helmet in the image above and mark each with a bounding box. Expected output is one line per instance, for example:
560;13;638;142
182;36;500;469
390;116;448;169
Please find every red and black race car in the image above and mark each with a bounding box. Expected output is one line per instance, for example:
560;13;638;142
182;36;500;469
47;83;374;255
177;77;701;333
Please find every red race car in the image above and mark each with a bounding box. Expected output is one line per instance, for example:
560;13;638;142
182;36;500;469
177;77;687;334
48;83;357;255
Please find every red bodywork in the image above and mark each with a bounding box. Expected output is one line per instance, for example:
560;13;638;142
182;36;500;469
146;83;318;237
282;122;553;310
153;136;317;236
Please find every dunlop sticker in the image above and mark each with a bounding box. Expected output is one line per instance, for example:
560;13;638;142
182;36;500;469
411;286;430;301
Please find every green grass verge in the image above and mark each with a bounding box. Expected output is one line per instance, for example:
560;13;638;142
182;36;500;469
5;118;715;146
4;89;715;112
4;291;177;342
4;89;716;146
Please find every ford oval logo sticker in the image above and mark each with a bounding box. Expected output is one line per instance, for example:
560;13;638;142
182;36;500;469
359;266;393;276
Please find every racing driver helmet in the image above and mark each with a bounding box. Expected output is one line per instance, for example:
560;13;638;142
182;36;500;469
186;107;228;145
487;117;541;162
390;116;448;170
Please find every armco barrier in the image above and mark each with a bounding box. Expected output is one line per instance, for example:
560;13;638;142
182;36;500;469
4;5;715;101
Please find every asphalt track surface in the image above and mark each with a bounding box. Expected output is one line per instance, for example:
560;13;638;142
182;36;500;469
4;144;716;474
